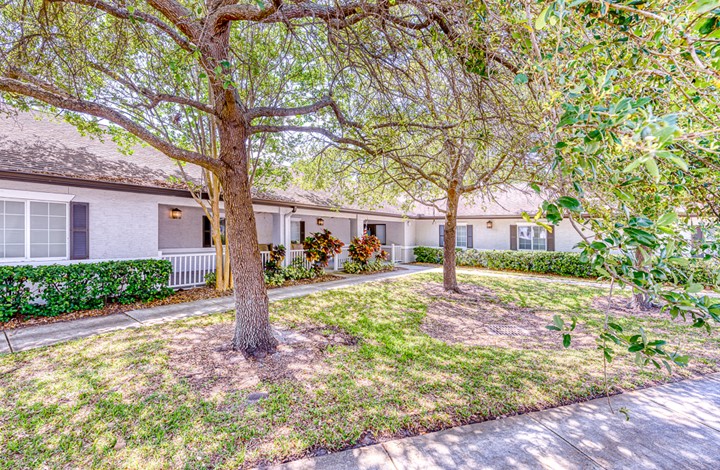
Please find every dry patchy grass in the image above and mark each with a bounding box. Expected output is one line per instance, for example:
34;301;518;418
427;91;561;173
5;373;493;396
1;272;719;469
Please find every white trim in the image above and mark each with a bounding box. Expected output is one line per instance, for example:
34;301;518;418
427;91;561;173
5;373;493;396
0;188;75;203
516;225;548;252
456;224;468;248
0;198;71;262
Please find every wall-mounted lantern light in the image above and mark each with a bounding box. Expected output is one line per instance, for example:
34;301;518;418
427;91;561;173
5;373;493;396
486;220;493;229
316;217;325;226
170;208;183;219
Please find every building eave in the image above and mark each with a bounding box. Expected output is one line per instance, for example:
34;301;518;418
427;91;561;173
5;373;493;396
0;171;413;219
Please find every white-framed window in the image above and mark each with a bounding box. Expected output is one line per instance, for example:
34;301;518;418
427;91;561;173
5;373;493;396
518;225;547;251
456;224;468;248
0;198;69;261
291;220;302;244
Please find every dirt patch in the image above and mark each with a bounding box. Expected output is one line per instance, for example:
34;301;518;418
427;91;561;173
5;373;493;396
591;296;666;319
422;282;500;303
419;282;594;350
268;274;344;289
168;323;357;397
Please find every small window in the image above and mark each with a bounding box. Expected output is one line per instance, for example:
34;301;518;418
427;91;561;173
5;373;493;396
0;200;26;259
366;224;387;244
518;226;547;251
291;221;302;243
30;202;68;258
1;199;68;260
203;216;226;247
456;225;468;248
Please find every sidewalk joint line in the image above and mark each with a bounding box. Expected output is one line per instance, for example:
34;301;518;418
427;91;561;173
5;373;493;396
379;443;401;470
528;415;608;469
123;311;144;325
3;330;13;353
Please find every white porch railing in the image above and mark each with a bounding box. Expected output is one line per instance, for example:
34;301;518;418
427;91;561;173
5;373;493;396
287;249;313;270
162;251;217;289
161;246;419;289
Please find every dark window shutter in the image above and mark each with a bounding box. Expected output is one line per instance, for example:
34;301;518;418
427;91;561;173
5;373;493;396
546;228;555;251
203;216;211;247
300;221;306;241
70;202;89;260
510;224;517;250
439;224;445;247
467;224;473;248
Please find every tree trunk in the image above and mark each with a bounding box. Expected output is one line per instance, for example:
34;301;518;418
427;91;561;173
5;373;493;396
443;189;461;292
220;167;277;357
210;190;228;290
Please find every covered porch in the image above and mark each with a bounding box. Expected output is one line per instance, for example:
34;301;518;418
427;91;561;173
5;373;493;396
157;203;415;288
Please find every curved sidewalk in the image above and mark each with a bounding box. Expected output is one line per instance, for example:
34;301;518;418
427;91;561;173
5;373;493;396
0;264;433;354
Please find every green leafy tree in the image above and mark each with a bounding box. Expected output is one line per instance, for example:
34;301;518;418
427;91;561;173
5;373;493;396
0;0;457;357
299;9;542;292
518;0;720;370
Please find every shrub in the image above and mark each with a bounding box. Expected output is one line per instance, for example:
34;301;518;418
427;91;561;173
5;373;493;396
413;247;599;278
343;259;394;274
264;244;286;274
413;246;443;264
205;271;217;287
303;229;344;270
411;247;720;285
348;233;382;265
264;271;285;287
0;266;34;322
456;249;600;278
0;259;172;322
283;257;317;281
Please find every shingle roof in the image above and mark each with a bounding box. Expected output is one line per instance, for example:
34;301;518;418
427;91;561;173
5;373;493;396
0;110;545;218
0;111;199;189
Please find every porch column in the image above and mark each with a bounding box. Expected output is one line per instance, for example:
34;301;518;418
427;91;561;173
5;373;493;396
271;212;283;248
352;214;366;238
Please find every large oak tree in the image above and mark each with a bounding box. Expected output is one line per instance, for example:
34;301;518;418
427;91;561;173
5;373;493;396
0;0;455;356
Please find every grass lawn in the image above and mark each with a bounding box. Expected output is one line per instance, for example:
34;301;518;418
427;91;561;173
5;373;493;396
1;272;719;468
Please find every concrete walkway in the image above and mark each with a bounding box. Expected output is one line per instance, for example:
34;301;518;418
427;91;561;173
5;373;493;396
271;373;720;470
0;264;433;353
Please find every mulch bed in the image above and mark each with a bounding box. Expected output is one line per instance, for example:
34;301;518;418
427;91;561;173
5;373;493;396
168;323;357;398
1;274;345;331
419;282;595;350
0;287;229;331
591;296;666;319
268;274;343;289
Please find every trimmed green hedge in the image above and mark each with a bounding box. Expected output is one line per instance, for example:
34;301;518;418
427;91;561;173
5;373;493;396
414;247;598;277
413;247;719;286
0;259;172;322
460;249;599;278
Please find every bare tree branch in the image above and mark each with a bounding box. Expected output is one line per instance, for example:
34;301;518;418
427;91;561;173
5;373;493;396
46;0;195;51
0;77;218;170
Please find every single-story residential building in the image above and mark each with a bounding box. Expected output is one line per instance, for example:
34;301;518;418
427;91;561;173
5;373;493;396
0;111;585;287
